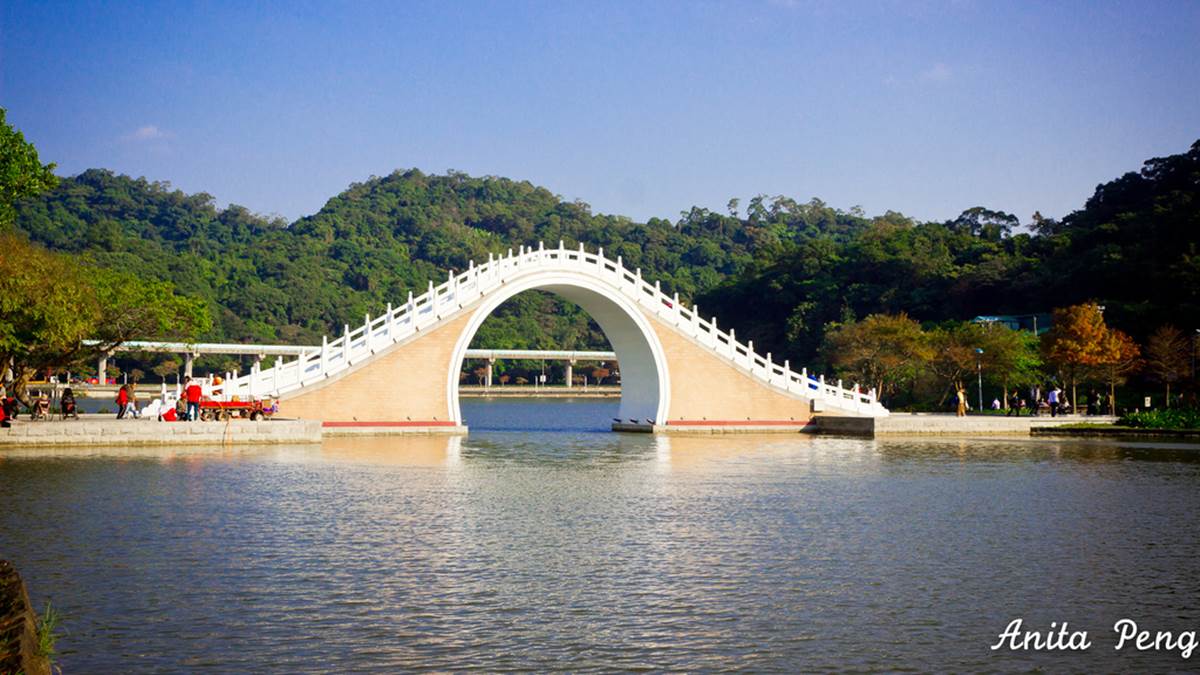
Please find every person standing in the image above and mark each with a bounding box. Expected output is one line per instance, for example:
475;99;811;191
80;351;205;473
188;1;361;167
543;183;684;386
1007;389;1021;417
1048;385;1061;417
125;383;140;419
185;377;203;422
956;385;967;417
116;384;129;419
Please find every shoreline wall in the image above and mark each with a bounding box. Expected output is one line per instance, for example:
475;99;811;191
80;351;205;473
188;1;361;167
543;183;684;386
0;419;322;447
0;560;51;675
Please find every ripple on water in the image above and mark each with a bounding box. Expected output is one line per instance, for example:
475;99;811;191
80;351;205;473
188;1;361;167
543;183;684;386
1;400;1199;671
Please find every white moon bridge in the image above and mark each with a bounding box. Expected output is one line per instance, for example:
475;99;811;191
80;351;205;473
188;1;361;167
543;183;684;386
217;242;887;432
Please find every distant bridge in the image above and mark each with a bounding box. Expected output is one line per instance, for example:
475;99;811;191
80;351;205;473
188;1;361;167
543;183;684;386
101;242;887;432
91;341;616;388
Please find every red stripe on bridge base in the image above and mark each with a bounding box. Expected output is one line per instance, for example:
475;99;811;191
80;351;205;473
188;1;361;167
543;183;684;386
321;421;460;428
666;419;811;426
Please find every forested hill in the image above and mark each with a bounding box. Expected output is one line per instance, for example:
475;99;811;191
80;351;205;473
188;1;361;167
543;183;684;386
700;140;1200;363
12;139;1200;368
12;167;874;349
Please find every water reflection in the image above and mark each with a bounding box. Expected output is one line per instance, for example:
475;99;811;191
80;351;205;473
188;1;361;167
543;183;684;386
319;434;464;467
1;401;1199;671
874;435;1200;464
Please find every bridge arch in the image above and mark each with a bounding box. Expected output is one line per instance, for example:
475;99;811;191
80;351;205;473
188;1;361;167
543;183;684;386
218;242;887;431
446;270;670;425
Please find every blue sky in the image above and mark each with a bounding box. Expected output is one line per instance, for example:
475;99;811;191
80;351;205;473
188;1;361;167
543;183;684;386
2;0;1197;224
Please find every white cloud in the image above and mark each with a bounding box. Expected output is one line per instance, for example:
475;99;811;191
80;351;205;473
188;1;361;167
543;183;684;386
919;62;953;83
120;125;173;142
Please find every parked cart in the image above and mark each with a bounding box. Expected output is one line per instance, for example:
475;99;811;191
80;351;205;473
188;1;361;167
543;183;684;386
198;398;278;421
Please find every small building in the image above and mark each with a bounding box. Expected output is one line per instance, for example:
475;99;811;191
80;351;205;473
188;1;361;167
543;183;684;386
972;313;1052;335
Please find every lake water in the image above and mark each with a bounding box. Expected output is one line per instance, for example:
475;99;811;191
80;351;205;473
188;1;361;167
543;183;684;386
2;398;1199;671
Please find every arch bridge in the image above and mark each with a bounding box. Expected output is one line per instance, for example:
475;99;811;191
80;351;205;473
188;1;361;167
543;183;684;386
217;242;886;432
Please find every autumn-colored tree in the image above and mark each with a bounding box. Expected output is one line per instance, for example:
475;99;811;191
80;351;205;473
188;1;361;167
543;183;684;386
822;313;931;402
152;359;180;382
1143;325;1190;406
1042;303;1112;409
1095;329;1141;415
591;367;611;384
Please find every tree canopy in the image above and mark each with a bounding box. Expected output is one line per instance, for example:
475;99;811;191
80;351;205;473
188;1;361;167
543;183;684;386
10;134;1199;401
0;108;58;229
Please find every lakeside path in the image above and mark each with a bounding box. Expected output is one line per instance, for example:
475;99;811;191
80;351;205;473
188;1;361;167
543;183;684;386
0;411;1157;448
0;417;321;447
30;384;623;400
814;413;1123;437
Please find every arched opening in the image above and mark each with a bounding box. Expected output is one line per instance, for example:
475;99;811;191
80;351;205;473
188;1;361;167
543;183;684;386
446;272;670;429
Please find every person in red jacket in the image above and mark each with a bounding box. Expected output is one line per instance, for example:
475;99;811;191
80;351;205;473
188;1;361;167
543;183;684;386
184;377;203;422
116;384;130;419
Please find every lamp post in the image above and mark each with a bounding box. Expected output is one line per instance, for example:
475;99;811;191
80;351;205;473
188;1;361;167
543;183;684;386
975;348;985;414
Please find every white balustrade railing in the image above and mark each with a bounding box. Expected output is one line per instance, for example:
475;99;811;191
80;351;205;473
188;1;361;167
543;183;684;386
220;241;886;416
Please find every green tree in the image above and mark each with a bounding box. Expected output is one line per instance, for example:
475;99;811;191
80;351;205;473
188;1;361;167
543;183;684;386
0;234;99;397
0;108;58;229
975;321;1042;408
0;234;209;401
89;267;211;354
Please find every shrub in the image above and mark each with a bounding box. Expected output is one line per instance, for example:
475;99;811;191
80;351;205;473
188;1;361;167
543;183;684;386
1118;408;1200;430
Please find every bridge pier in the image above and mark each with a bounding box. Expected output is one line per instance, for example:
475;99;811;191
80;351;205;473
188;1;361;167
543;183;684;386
486;358;494;388
184;353;195;379
565;359;573;388
97;354;107;384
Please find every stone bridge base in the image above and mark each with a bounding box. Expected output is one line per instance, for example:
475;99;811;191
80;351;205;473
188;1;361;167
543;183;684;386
614;420;817;434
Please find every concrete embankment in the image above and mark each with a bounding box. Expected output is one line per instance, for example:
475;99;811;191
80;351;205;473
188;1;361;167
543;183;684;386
0;560;51;675
1031;426;1200;442
613;421;817;434
814;413;1120;437
0;418;322;447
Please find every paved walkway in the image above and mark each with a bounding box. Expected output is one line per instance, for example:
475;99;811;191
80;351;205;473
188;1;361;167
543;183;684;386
815;413;1119;437
0;417;321;447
